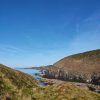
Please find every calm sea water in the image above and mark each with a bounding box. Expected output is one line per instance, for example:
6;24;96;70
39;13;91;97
16;68;46;86
16;68;41;80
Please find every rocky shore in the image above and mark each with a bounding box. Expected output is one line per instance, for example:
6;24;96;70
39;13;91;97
32;50;100;86
43;69;100;85
1;64;100;100
41;77;100;93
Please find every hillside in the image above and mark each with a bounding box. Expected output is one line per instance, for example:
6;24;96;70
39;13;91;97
54;49;100;73
33;83;100;100
43;49;100;84
0;64;100;100
0;64;38;100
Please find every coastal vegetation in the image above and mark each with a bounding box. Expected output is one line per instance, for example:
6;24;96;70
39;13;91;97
0;64;38;100
0;64;100;100
0;49;100;100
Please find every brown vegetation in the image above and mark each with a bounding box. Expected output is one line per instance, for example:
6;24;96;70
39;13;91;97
42;49;100;85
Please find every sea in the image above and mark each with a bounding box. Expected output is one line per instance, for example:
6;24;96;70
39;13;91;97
16;68;46;86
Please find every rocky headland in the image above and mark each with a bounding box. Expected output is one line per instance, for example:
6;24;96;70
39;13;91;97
35;49;100;85
32;49;100;93
0;49;100;100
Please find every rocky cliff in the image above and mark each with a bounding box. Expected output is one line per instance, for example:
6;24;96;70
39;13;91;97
43;49;100;85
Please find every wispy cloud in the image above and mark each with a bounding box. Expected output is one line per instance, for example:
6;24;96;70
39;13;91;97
83;9;100;23
68;10;100;54
76;23;80;34
0;44;26;56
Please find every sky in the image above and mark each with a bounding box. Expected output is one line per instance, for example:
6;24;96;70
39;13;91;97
0;0;100;68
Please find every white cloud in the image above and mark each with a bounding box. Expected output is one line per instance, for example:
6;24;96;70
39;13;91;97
0;44;27;56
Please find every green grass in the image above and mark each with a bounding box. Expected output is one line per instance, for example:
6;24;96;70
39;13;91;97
0;64;100;100
33;83;100;100
69;49;100;59
0;64;38;100
58;49;100;61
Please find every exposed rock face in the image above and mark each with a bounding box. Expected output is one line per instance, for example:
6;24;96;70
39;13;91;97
43;49;100;85
44;69;100;85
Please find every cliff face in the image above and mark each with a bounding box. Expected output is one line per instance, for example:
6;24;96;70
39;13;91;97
43;49;100;85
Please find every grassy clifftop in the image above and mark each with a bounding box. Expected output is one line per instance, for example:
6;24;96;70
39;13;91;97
53;49;100;73
64;49;100;59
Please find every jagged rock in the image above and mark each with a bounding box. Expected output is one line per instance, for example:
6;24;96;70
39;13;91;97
42;50;100;85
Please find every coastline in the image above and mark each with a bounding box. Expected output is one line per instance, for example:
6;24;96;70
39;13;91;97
40;77;100;93
17;66;100;93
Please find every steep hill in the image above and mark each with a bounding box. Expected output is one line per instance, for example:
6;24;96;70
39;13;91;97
0;64;100;100
54;49;100;73
0;64;38;100
43;49;100;84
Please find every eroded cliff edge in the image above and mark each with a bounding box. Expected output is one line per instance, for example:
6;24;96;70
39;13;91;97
39;49;100;85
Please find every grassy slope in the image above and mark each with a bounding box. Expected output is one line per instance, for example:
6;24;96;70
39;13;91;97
0;64;38;100
53;49;100;73
0;64;100;100
33;84;100;100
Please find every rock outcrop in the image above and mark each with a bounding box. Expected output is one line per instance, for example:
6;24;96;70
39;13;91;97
42;49;100;85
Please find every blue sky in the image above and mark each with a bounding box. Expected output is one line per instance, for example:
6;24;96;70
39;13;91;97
0;0;100;67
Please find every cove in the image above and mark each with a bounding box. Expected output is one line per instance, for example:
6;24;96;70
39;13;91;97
16;68;46;86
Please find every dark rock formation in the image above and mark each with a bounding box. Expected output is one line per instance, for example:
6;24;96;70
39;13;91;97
42;50;100;85
43;69;100;85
